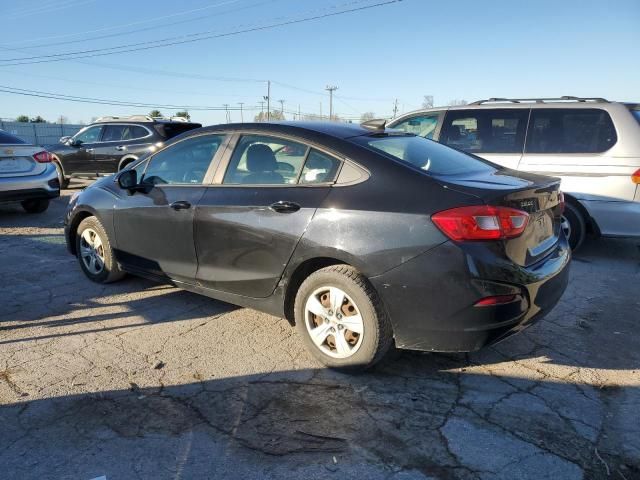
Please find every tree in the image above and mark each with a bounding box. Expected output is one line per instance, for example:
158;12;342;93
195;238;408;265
254;110;285;122
422;95;434;109
30;116;47;123
448;99;468;106
149;109;163;118
174;111;190;120
360;112;376;123
15;115;29;123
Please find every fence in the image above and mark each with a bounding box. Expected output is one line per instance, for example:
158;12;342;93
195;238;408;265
0;121;84;146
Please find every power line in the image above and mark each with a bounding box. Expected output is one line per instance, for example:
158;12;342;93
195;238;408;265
0;0;402;67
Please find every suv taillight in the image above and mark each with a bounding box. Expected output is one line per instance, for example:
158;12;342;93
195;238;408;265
33;151;52;163
632;169;640;185
432;205;529;241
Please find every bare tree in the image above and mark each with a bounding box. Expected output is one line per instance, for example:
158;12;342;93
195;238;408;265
448;99;468;106
254;110;285;122
360;112;376;122
422;95;434;109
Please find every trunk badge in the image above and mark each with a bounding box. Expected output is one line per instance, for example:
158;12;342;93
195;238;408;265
4;149;14;155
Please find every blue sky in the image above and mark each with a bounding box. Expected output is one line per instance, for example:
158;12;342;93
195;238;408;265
0;0;637;125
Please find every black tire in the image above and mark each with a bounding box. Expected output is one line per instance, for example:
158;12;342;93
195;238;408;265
294;264;393;370
54;161;69;189
118;159;133;171
75;216;126;283
21;198;49;213
562;201;586;251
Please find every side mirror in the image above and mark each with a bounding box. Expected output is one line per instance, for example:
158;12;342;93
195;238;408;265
117;169;138;191
59;136;71;144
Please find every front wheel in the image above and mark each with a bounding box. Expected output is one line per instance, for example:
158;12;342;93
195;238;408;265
294;265;393;370
21;198;49;213
75;217;125;283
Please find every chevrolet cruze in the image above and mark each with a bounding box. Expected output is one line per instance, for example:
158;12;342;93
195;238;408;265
65;121;570;369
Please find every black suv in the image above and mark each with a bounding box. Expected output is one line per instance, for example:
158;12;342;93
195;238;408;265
48;115;201;187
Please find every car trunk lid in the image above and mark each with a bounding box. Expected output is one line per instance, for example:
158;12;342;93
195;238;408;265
434;167;563;267
0;145;47;178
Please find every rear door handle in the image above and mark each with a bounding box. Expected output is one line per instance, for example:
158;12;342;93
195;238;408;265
170;200;191;210
115;145;127;151
86;148;94;153
269;201;301;213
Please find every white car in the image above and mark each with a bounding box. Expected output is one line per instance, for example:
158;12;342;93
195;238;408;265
388;97;640;249
0;130;60;213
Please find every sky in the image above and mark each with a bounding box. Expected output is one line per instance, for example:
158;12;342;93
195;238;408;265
0;0;638;125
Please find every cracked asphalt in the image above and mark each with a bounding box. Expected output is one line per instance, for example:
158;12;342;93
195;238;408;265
1;185;639;480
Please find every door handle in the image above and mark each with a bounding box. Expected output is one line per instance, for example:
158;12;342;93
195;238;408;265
269;201;301;213
115;145;127;151
170;200;192;210
86;148;94;153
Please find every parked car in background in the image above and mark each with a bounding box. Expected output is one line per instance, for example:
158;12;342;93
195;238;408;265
0;130;59;213
64;121;569;370
389;97;640;249
47;115;202;187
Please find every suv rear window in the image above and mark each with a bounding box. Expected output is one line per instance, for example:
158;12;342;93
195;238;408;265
525;108;617;153
0;131;26;144
356;134;496;176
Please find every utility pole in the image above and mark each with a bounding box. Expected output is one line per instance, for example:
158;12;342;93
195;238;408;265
298;104;301;121
278;99;285;117
320;102;323;119
238;102;244;122
264;80;271;121
325;85;338;121
392;98;399;118
223;104;230;123
258;100;265;121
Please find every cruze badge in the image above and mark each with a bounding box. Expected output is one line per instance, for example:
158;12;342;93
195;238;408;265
3;149;13;155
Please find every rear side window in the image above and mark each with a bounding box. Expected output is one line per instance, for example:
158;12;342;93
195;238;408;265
440;109;528;154
300;149;341;184
0;131;26;144
102;125;127;142
392;113;440;139
358;134;496;176
124;125;149;140
525;108;617;153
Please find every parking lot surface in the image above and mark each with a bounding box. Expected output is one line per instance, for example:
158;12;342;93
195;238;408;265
1;186;639;480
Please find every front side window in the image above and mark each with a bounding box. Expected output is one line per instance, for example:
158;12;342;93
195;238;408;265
142;134;224;185
525;108;617;154
392;114;440;139
441;109;528;154
355;134;496;176
74;126;103;144
223;135;309;185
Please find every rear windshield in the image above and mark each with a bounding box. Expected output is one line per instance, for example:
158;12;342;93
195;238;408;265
154;123;202;139
355;134;496;176
0;131;27;144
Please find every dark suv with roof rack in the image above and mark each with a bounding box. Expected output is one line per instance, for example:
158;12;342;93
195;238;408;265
47;115;201;187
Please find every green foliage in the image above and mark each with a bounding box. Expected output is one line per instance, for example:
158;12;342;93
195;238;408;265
15;115;29;123
149;110;163;118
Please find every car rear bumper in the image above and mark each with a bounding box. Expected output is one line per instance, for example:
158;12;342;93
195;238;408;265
0;164;60;202
369;237;571;352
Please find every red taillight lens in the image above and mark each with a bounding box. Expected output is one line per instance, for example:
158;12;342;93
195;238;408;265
432;205;529;241
33;151;53;163
474;294;518;307
632;169;640;184
558;191;565;213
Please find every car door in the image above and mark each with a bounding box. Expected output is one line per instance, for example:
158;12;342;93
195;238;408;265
439;108;529;170
194;133;342;298
63;125;103;174
94;124;154;173
113;133;227;283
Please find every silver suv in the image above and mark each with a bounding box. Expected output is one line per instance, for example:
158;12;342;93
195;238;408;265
388;97;640;249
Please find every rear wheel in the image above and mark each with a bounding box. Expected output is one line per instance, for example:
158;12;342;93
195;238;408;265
561;201;586;250
21;198;49;213
75;216;125;283
294;265;393;370
54;161;69;189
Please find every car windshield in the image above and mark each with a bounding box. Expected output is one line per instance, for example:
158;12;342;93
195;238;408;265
355;134;497;176
0;130;27;144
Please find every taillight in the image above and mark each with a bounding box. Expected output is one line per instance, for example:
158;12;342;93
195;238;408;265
432;205;529;241
474;294;518;307
33;151;53;163
558;191;565;213
632;169;640;184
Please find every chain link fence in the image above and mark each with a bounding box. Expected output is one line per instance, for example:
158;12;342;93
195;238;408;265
0;121;83;145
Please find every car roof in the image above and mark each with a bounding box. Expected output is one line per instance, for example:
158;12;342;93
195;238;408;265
199;121;373;140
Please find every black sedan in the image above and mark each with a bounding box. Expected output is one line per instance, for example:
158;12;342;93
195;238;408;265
64;121;570;369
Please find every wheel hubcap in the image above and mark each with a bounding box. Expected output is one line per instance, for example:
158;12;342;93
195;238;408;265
80;228;105;275
304;286;364;359
561;215;572;241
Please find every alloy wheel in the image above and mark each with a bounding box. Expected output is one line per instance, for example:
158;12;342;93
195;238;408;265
304;286;364;359
80;228;105;275
561;215;572;242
